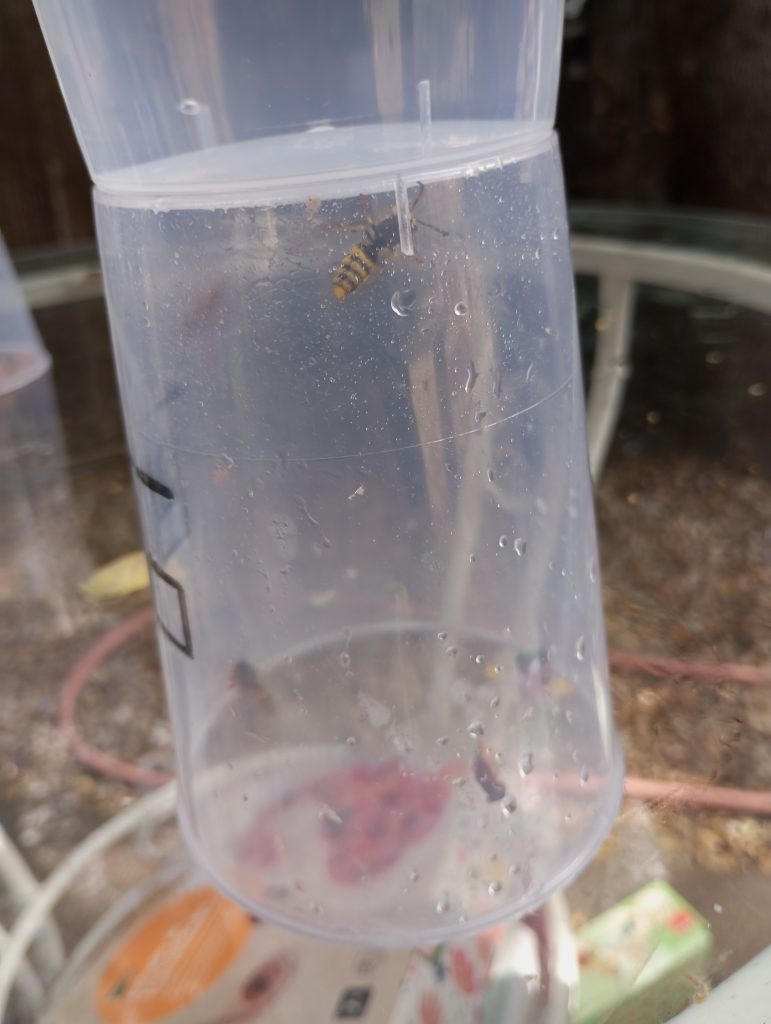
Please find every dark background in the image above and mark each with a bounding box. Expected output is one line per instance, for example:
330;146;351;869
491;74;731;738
2;0;771;251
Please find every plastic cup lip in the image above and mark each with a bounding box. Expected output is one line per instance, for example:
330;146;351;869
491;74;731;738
93;124;556;210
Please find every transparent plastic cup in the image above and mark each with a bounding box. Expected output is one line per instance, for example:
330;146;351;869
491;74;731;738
34;0;623;944
0;233;50;395
0;234;88;636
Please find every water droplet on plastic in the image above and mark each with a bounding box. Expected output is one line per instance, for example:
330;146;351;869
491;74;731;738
454;301;468;317
178;97;202;116
409;868;420;882
575;636;586;662
490;695;500;710
580;765;590;785
445;646;458;657
488;880;503;896
534;247;542;260
552;229;560;241
474;654;485;665
436;735;449;746
319;804;343;828
519;752;534;776
493;665;503;675
436;894;451;914
467;721;484;738
345;735;357;746
525;362;535;383
475;409;488;424
487;468;495;483
340;651;351;668
391;288;416;317
465;360;479;393
748;382;767;397
469;553;477;564
502;798;518;817
437;630;448;641
589;559;598;583
498;535;509;548
513;538;527;557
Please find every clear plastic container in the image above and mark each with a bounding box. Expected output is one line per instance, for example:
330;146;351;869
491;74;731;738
34;0;623;944
0;233;50;395
32;0;564;183
0;232;87;638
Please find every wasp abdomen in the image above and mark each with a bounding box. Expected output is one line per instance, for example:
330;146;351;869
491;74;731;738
332;242;379;299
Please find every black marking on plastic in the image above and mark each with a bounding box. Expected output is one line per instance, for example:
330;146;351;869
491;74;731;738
149;557;193;658
135;468;174;500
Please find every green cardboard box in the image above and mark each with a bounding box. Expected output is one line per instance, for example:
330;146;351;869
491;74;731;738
575;880;712;1024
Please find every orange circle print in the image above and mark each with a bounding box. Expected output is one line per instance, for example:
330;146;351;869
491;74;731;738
95;885;253;1023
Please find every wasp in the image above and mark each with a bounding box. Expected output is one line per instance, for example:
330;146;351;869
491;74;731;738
474;744;507;802
332;182;444;299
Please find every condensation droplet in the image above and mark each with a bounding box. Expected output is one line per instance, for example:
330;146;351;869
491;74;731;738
513;538;527;557
469;553;477;564
501;798;518;817
580;765;590;785
345;735;357;746
498;535;509;548
474;654;485;665
487;468;495;483
391;288;416;317
409;868;420;882
519;752;534;776
454;301;468;317
318;804;343;827
465;360;479;393
445;646;458;657
488;880;503;896
575;636;586;662
467;721;484;738
475;409;488;424
437;630;448;640
589;559;598;583
436;894;451;914
340;651;351;668
436;735;449;746
178;97;202;116
490;695;500;710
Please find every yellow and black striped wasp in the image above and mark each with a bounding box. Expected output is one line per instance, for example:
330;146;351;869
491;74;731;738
331;182;446;299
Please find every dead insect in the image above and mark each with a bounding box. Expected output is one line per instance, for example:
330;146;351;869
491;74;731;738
228;660;275;713
331;182;446;299
474;745;507;802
